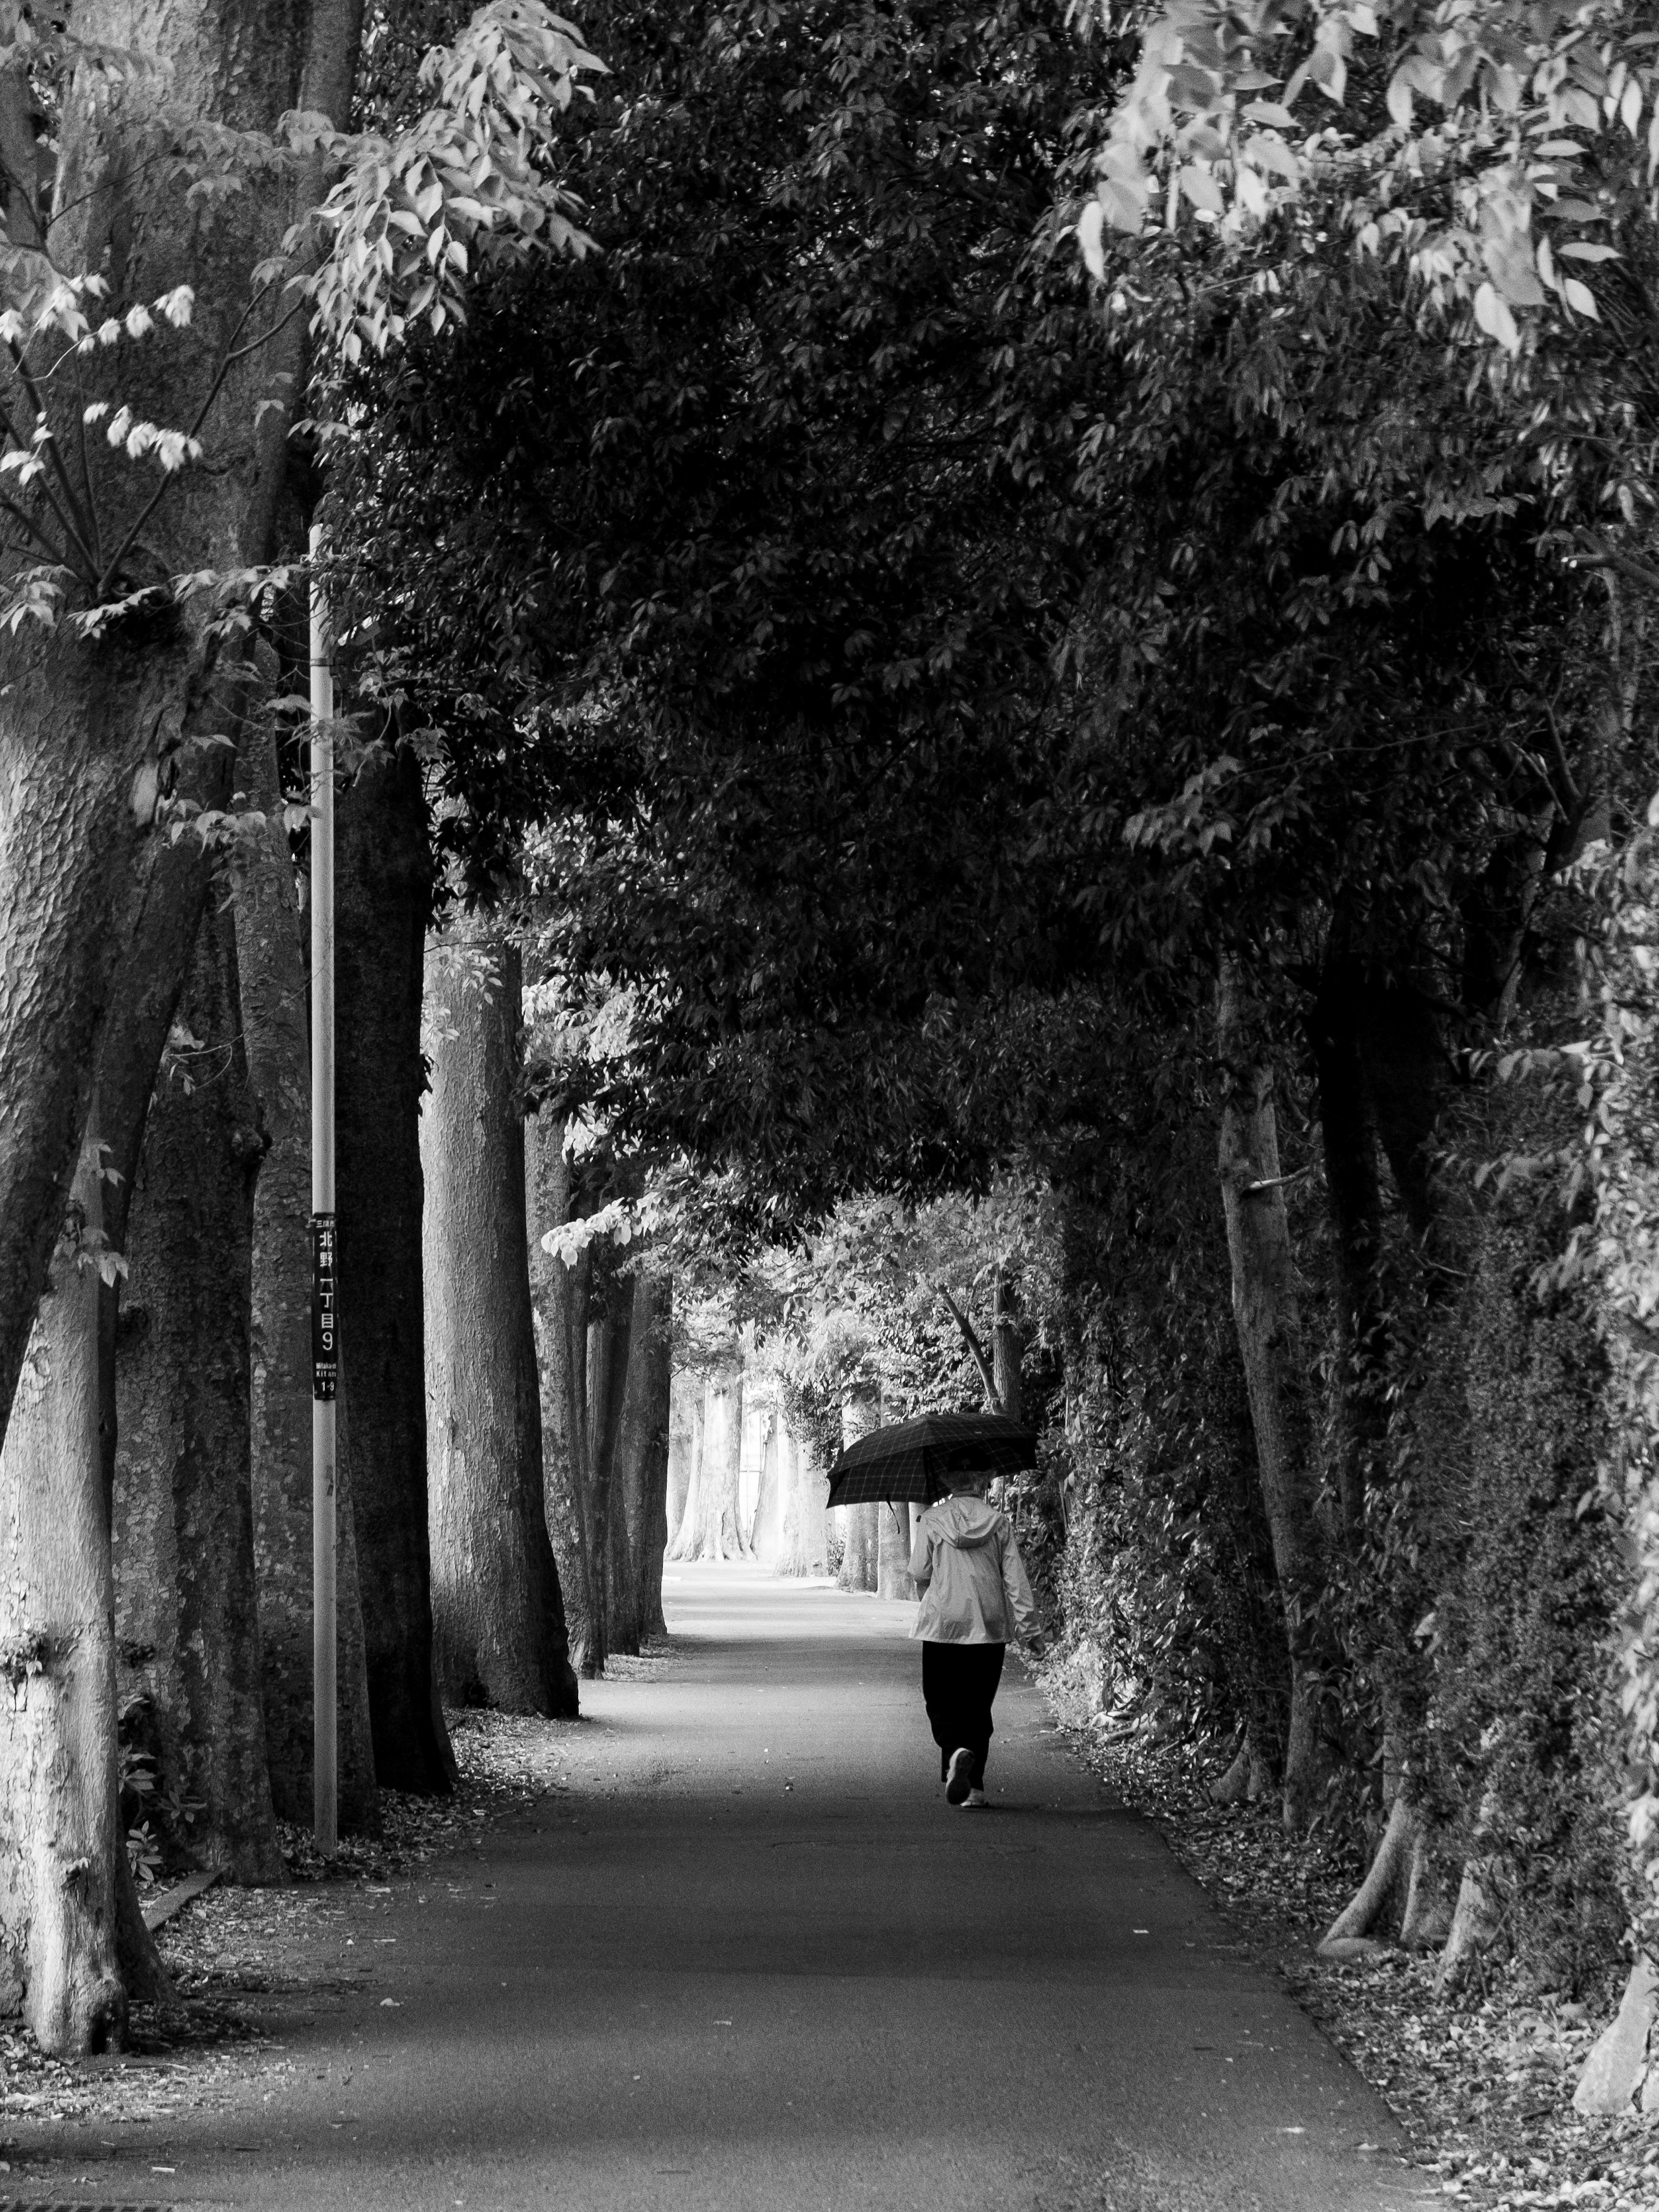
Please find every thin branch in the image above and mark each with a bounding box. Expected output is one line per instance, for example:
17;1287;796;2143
95;280;291;600
1541;704;1582;817
0;387;87;562
5;340;97;569
1570;537;1659;596
0;490;67;563
69;352;100;574
1243;1165;1315;1196
936;1285;1001;1414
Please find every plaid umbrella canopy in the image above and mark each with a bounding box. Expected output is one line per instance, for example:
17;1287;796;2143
825;1410;1039;1509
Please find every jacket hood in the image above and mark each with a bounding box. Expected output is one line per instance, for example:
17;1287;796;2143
930;1495;1002;1549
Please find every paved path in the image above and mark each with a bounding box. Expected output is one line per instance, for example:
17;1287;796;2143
36;1566;1427;2211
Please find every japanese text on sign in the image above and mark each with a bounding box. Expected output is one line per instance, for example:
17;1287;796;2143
311;1213;337;1401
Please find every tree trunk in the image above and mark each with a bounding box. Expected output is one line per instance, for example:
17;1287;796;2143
612;1266;671;1647
700;1375;748;1559
422;926;576;1716
666;1384;707;1562
1216;960;1328;1836
335;742;454;1793
637;1327;672;1639
778;1423;829;1576
112;899;284;1885
750;1413;783;1566
876;1501;916;1601
837;1381;880;1593
993;1276;1024;1424
235;715;377;1830
0;1133;128;2053
8;762;230;2039
667;1374;696;1549
581;1247;636;1658
0;0;352;1462
525;1111;596;1668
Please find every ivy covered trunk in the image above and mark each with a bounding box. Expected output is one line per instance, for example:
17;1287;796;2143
0;1136;127;2053
235;718;377;1829
423;926;575;1715
334;744;454;1793
1217;963;1328;1836
112;900;283;1885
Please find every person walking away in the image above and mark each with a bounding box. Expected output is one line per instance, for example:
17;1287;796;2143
909;1462;1042;1807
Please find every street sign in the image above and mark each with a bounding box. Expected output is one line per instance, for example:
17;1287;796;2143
310;1211;337;1400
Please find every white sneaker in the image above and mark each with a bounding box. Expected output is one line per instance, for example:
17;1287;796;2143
945;1747;974;1804
965;1788;988;1809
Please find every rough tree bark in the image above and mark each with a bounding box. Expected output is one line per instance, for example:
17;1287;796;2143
422;925;575;1716
1216;960;1328;1836
112;899;284;1885
0;0;364;2038
837;1381;880;1594
335;743;455;1793
0;0;358;1458
235;715;377;1829
0;1135;128;2053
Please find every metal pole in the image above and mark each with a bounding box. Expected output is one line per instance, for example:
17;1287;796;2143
309;522;338;1855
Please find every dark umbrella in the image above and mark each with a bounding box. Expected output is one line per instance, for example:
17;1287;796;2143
825;1410;1038;1508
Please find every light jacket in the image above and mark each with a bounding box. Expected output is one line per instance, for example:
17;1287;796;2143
909;1495;1039;1645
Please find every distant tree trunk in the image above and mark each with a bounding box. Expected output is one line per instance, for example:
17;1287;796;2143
750;1414;783;1566
666;1384;707;1562
581;1247;636;1659
1217;960;1328;1836
635;1287;673;1639
525;1112;595;1666
778;1423;830;1577
234;715;377;1831
708;1374;749;1557
667;1374;696;1547
112;901;283;1884
334;743;455;1794
422;926;575;1716
876;1501;915;1601
0;1134;128;2054
612;1267;671;1646
837;1381;880;1594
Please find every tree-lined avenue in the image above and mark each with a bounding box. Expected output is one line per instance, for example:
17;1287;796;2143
26;1567;1417;2212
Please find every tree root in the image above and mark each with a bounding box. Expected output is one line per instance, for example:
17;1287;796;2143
1434;1854;1501;1996
1319;1792;1416;1954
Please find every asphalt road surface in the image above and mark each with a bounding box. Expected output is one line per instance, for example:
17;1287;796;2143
19;1564;1432;2211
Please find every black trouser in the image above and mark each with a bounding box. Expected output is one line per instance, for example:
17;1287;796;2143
922;1640;1006;1789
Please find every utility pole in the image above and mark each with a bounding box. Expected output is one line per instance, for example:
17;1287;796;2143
309;522;338;1854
